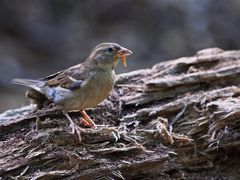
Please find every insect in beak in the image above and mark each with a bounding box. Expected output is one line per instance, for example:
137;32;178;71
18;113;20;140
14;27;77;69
117;48;133;67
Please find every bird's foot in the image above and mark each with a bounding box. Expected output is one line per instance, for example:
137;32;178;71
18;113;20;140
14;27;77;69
69;121;82;142
80;117;97;129
80;110;97;129
64;112;82;142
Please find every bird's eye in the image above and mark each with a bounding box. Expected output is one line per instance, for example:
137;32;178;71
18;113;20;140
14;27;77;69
107;47;113;52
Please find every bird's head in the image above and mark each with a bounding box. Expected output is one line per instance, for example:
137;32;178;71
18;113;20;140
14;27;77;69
87;42;133;69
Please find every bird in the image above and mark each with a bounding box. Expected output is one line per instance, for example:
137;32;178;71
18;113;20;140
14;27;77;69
12;42;133;141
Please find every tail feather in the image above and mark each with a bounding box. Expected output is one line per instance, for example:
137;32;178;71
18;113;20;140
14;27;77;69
12;78;46;93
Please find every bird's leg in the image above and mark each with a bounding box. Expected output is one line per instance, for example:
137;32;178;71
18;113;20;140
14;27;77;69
80;117;91;127
80;110;97;129
63;112;82;142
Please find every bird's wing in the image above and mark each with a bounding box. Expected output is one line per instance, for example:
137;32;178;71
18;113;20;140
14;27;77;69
44;63;91;91
40;69;64;81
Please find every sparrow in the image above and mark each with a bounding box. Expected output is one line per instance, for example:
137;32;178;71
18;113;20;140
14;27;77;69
13;42;133;141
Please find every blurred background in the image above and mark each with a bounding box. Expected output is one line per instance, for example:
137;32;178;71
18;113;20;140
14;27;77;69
0;0;240;112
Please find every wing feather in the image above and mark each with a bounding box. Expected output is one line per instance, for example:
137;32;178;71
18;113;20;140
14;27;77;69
43;63;90;90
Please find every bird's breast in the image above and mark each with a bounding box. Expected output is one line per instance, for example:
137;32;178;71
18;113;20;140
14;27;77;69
62;70;116;110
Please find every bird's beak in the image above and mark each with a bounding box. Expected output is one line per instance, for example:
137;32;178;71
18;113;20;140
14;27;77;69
117;48;133;67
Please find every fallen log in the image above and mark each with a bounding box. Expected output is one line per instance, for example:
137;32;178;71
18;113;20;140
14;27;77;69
1;47;240;179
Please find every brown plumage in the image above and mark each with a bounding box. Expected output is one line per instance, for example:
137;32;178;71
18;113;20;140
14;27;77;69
13;42;132;142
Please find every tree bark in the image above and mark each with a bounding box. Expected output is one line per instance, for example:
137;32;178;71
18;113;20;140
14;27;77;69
1;47;240;179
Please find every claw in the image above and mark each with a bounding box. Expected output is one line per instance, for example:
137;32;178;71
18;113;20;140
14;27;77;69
64;112;82;142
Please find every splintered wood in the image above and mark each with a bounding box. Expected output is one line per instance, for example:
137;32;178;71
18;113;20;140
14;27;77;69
1;48;240;179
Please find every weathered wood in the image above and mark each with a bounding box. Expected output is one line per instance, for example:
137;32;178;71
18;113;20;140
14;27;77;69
1;47;240;179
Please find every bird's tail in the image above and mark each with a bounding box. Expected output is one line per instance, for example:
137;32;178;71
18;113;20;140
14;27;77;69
12;78;46;94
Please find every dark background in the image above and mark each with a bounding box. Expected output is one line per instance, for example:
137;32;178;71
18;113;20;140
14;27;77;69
0;0;240;112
